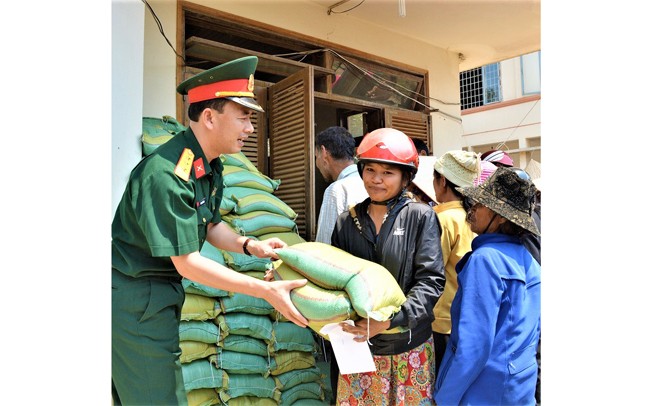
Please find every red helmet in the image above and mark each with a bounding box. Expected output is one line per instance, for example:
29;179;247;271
356;128;419;180
481;149;514;167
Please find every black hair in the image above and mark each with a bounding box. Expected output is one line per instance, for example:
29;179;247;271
187;98;229;122
315;126;356;161
434;169;464;200
411;138;429;155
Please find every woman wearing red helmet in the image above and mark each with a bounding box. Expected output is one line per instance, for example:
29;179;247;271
331;128;446;405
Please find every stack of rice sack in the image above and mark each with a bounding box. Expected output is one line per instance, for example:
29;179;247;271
179;153;328;405
219;152;301;244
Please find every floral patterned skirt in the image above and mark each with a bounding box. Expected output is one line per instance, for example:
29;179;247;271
336;336;435;406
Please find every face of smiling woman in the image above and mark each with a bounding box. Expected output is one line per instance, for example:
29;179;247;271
362;161;407;202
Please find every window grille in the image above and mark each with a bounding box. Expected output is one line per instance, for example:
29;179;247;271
460;63;502;110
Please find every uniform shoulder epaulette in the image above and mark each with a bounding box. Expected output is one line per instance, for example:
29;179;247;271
174;148;194;181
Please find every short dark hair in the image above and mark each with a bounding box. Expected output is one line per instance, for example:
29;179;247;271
187;98;229;122
315;126;356;161
411;138;429;155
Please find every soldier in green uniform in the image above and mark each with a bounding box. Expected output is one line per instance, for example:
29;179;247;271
111;56;308;405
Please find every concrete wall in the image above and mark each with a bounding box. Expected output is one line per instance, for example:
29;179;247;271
460;54;542;169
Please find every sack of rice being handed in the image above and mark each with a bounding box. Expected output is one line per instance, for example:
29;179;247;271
272;261;356;337
274;242;406;322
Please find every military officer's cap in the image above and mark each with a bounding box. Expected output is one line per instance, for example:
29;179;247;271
177;56;264;113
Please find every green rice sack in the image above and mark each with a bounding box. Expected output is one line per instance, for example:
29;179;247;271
182;278;231;298
181;358;228;391
259;231;306;246
218;334;270;357
273;366;324;391
214;348;270;375
180;341;217;364
274;242;406;322
185;388;220;406
222;165;280;193
273;262;356;337
223;186;297;219
216;313;273;342
219;373;281;404
279;381;325;405
223;211;297;237
220;152;258;173
219;292;274;316
181;293;221;321
270;350;316;376
270;321;318;353
179;320;222;344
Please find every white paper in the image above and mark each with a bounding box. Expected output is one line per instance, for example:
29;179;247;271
320;321;376;375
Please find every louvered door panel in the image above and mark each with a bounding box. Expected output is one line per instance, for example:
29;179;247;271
268;68;315;240
385;109;431;151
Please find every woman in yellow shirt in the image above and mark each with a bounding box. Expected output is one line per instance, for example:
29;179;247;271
430;150;481;373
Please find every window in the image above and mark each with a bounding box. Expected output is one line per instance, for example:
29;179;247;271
460;63;502;110
521;51;541;95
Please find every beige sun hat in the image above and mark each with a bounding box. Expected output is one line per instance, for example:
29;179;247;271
411;155;437;202
434;150;481;187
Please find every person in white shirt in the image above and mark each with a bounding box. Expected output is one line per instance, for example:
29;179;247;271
314;126;368;244
313;126;368;401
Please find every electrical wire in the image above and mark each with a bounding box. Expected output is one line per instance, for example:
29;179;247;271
328;0;366;15
141;0;185;63
494;99;539;150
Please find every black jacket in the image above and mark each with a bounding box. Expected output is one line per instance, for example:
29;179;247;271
331;194;446;355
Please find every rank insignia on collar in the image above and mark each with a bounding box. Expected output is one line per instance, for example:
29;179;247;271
193;157;206;179
174;148;194;181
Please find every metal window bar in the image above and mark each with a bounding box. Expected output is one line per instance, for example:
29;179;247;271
460;63;502;110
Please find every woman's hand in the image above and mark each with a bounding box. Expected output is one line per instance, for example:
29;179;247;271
340;318;391;342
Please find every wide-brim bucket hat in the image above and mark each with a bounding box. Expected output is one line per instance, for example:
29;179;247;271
457;167;540;235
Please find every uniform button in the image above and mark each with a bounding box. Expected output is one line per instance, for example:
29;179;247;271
203;218;206;223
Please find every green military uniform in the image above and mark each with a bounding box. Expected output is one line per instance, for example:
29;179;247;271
112;56;264;405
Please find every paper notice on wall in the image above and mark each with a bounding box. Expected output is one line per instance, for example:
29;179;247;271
320;320;376;375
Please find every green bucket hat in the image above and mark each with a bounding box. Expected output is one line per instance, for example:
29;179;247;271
176;56;264;113
456;166;540;235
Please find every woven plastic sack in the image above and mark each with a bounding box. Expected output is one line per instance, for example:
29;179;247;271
182;278;231;298
222;245;273;272
141;116;186;156
181;293;221;321
219;374;281;403
218;334;270;357
186;388;220;406
216;313;273;341
223;211;297;237
180;341;217;364
279;382;325;405
273;366;324;391
214;348;270;375
222;165;280;193
222;186;297;219
225;396;278;406
200;241;227;266
181;358;228;391
270;321;318;354
219;194;236;216
291;398;329;406
274;242;406;322
219;292;274;315
220;152;258;173
180;320;222;344
259;231;306;246
270;350;316;376
273;261;355;336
